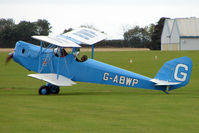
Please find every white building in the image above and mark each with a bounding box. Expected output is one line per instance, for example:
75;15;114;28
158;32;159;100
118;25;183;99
161;18;199;50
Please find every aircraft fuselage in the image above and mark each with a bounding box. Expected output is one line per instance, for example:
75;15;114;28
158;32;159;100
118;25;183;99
13;41;164;91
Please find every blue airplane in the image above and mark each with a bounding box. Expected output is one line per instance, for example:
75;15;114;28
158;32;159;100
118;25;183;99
6;28;193;95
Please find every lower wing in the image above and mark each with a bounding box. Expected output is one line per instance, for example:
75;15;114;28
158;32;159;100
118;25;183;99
28;73;76;86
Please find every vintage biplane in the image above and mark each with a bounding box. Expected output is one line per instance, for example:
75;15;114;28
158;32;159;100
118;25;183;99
6;28;192;95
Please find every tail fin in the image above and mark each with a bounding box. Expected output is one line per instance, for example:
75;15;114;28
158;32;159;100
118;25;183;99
151;56;192;92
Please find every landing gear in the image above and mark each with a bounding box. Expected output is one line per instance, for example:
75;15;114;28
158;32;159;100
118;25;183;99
39;85;50;95
49;85;60;94
38;84;60;95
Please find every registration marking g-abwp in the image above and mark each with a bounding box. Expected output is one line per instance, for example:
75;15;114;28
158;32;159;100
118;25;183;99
103;72;138;86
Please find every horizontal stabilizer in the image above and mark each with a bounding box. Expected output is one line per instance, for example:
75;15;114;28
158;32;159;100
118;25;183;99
150;79;181;86
28;73;76;86
32;36;81;48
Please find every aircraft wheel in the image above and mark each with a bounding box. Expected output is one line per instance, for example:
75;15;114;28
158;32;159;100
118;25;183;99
49;85;60;94
39;85;50;95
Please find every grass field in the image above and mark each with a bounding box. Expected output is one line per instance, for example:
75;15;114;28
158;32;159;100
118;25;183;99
0;50;199;133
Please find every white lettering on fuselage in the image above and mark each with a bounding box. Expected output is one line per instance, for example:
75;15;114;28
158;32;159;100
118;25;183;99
103;72;109;81
103;72;139;86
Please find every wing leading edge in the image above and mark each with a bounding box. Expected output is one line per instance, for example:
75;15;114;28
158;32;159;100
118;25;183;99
28;73;76;86
32;36;81;47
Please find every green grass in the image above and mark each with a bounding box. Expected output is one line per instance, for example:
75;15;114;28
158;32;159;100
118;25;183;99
0;50;199;133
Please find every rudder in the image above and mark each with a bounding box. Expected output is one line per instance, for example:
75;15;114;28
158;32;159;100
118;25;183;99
154;56;192;91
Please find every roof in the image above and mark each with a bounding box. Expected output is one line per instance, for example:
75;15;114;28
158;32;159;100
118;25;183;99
175;18;199;37
166;19;174;34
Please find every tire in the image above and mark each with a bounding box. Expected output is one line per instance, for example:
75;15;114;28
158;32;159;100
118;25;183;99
39;85;50;95
49;85;60;94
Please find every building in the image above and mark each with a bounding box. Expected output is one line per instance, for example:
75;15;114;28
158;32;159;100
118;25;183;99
161;17;199;50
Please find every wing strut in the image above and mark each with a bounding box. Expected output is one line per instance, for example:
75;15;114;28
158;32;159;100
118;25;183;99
91;44;95;59
57;47;61;79
38;41;43;72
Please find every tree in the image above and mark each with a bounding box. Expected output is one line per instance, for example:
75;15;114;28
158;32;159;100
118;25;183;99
123;25;151;48
15;20;52;44
149;17;169;50
146;24;155;38
14;21;38;43
0;19;52;48
0;18;16;48
0;18;15;32
35;19;52;35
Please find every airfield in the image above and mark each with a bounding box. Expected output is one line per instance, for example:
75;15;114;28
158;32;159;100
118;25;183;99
0;49;199;133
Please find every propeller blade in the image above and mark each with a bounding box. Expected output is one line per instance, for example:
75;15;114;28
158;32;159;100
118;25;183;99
5;52;14;64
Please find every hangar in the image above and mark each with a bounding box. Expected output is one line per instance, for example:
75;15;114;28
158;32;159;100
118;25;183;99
161;17;199;50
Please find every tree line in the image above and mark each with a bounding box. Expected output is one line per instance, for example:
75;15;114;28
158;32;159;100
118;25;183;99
0;18;51;48
96;17;167;50
0;17;167;49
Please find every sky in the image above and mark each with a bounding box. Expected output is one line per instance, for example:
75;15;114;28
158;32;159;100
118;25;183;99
0;0;199;39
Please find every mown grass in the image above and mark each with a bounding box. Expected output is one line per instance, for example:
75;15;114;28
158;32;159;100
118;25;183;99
0;50;199;133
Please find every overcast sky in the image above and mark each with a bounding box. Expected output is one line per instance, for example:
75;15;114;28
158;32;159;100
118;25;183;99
0;0;199;39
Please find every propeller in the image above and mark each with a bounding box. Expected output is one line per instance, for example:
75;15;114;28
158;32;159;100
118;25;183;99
5;52;14;64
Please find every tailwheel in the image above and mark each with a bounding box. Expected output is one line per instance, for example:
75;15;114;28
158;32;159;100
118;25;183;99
49;85;60;94
39;85;50;95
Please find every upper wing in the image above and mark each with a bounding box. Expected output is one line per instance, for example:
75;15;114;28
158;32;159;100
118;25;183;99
150;79;181;86
63;28;107;45
32;28;107;47
28;73;76;86
32;35;81;47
